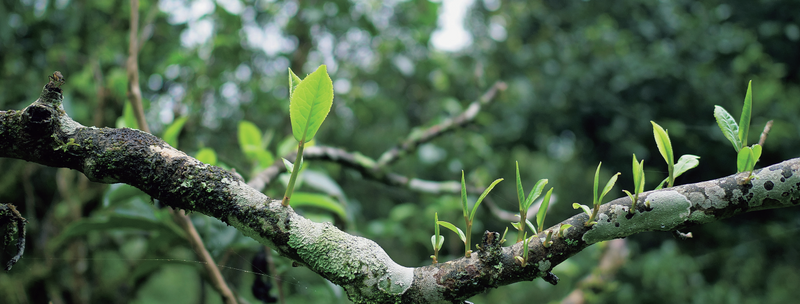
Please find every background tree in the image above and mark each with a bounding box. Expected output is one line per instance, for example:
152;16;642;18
1;0;800;303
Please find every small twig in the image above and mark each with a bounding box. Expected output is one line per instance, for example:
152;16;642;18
560;239;629;304
2;203;27;271
124;3;235;301
265;247;286;304
758;120;774;147
172;209;238;304
127;0;147;133
376;81;507;167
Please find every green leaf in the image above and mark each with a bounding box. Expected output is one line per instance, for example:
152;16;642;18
573;203;592;216
593;162;602;206
238;120;263;161
738;80;753;148
673;154;700;178
524;179;548;210
437;221;466;243
282;158;294;173
559;224;572;235
290;192;347;221
751;144;762;163
460;171;468;218
525;219;536;235
515;161;525;209
511;222;522;230
431;235;444;250
470;178;503;222
651;121;674;166
632;154;645;193
253;150;275;171
737;146;756;173
195;147;217;166
536;188;553;233
289;65;334;142
162;116;188;148
434;212;440;237
599;172;620;205
288;68;303;99
714;105;741;152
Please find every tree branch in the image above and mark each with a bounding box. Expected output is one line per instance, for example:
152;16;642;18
4;83;800;303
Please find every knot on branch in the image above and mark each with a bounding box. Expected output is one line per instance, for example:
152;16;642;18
477;230;502;266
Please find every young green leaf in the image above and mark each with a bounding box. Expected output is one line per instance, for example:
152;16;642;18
525;219;536;235
162;116;188;148
651;121;674;167
738;80;753;149
469;178;503;222
559;223;572;237
673;154;700;177
460;171;468;218
524;179;549;210
656;154;701;188
599;172;621;205
282;158;294;173
515;161;525;209
593;162;602;206
288;68;303;99
431;235;444;251
536;188;554;233
737;146;756;173
714;105;741;152
289;65;334;143
632;154;645;194
573;203;592;216
751;144;762;163
438;221;466;243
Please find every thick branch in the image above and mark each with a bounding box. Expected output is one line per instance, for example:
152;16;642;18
3;84;800;303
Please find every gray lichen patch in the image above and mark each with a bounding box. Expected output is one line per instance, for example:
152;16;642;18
747;164;800;209
288;215;413;298
582;191;691;244
149;145;192;161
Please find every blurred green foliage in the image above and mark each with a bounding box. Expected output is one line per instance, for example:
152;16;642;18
2;0;800;303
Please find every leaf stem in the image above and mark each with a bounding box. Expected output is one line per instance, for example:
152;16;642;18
282;141;305;207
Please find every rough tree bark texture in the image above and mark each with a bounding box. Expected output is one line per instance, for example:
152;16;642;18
2;83;800;303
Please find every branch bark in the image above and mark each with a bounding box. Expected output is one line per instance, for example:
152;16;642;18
3;83;800;303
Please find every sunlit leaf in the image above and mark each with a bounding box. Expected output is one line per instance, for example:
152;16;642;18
288;67;303;99
162;116;188;148
289;65;334;142
738;80;753;148
714;105;741;152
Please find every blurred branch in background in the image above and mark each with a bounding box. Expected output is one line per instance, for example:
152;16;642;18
561;239;630;304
